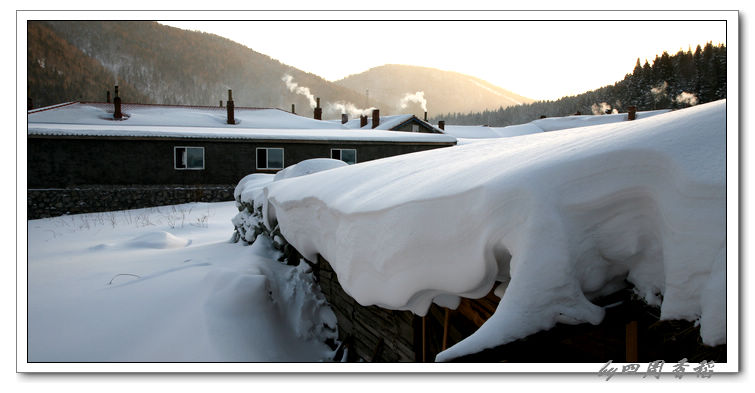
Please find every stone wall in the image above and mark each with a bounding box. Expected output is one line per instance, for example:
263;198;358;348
27;184;235;219
314;255;420;362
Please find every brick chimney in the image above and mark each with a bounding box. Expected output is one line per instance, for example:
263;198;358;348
627;105;637;121
341;113;348;124
291;104;295;114
226;89;235;124
314;97;322;120
371;109;380;129
360;115;367;127
438;121;445;130
219;100;223;108
106;90;111;103
113;85;122;120
424;111;428;121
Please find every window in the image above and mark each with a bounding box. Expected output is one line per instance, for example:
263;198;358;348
411;124;420;132
174;147;204;170
257;147;284;170
331;148;357;165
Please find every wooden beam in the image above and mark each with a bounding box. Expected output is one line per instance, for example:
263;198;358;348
626;320;638;362
422;316;426;362
442;308;450;351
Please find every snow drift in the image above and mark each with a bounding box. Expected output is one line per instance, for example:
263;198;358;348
265;100;726;361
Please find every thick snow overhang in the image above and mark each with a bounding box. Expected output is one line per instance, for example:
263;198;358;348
266;100;726;361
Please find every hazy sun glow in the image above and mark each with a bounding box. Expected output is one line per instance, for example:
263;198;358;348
160;19;725;101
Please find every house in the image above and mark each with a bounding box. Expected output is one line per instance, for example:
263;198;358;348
27;97;456;218
334;110;443;134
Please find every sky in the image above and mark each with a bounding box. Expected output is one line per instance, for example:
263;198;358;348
160;19;726;101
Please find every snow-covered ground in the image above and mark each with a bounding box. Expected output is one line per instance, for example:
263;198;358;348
266;100;727;362
26;202;337;362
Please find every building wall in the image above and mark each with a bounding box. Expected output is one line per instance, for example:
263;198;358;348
28;137;454;188
315;256;420;362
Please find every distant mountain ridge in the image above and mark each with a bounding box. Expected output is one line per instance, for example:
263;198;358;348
334;64;534;118
28;21;533;119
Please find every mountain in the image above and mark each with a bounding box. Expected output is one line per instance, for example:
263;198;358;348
29;21;390;116
27;21;150;108
334;64;534;118
28;21;532;119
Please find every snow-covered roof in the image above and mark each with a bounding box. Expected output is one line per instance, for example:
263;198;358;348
339;114;442;132
27;123;457;143
264;100;726;361
27;102;347;130
27;102;457;143
439;109;671;139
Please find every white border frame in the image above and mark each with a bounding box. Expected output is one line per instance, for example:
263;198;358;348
16;9;739;375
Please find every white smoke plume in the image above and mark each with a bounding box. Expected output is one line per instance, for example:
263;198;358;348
282;74;317;108
651;81;669;99
590;102;613;115
399;91;427;112
327;102;375;118
674;92;699;106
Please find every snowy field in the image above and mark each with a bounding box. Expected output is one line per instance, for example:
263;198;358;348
26;202;337;363
23;100;732;372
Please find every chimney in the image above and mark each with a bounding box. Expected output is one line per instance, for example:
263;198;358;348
113;85;122;120
371;109;380;129
314;97;322;120
360;115;367;127
627;105;637;121
226;89;235;124
106;90;111;103
424;111;428;122
438;121;445;130
341;113;348;124
219;100;223;108
291;104;295;114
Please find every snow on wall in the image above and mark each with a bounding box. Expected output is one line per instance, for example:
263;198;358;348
265;100;726;361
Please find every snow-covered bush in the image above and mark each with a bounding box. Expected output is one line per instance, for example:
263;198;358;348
232;159;348;264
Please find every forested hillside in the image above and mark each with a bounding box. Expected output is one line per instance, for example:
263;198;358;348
437;43;726;126
27;22;150;108
28;21;388;114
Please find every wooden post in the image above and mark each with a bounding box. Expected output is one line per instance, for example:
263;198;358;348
113;85;122;120
314;97;322;120
226;89;235;124
372;109;380;129
441;308;450;351
422;315;426;362
626;320;638;362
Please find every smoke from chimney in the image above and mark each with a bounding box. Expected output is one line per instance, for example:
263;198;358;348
399;91;428;112
282;74;317;108
674;92;699;106
327;101;375;118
